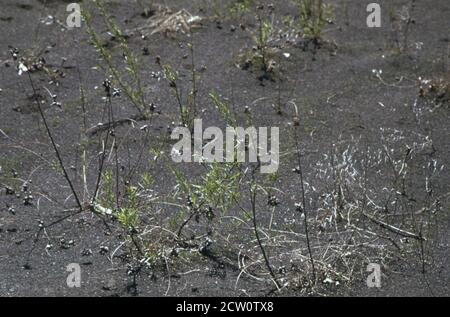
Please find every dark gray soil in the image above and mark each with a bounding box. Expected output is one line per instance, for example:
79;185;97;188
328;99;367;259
0;0;449;296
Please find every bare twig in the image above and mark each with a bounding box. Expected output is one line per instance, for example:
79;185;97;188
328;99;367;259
363;212;426;241
249;163;281;289
291;103;317;282
27;73;82;211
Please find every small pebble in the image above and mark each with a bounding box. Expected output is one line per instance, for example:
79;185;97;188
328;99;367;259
81;248;93;256
99;246;109;255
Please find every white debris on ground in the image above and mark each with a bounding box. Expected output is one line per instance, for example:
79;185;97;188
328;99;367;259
17;62;28;76
131;7;203;37
93;203;113;216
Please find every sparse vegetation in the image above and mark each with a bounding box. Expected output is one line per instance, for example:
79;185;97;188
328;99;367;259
389;1;416;54
83;0;152;119
161;54;199;129
237;4;279;78
295;0;333;46
1;0;449;298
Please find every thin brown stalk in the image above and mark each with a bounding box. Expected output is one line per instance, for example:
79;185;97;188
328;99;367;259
27;73;82;211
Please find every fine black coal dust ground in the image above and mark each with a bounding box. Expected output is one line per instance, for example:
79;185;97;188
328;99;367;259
0;0;449;297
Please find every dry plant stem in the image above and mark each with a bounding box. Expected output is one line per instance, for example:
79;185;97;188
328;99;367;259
104;98;142;255
250;165;281;289
176;200;206;239
126;128;150;183
107;96;121;210
190;41;197;120
70;31;88;132
162;65;184;125
27;73;83;212
363;212;425;241
293;124;317;282
77;71;87;131
332;145;373;270
276;72;283;114
175;88;185;125
130;229;145;257
114;139;121;212
85;114;146;136
177;213;195;238
257;13;268;72
164;248;172;296
92;98;112;203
